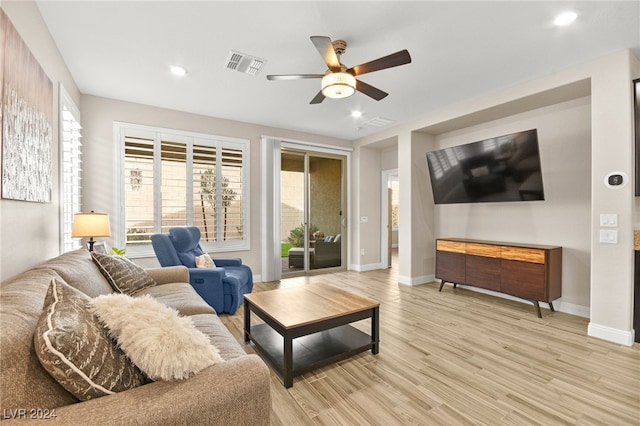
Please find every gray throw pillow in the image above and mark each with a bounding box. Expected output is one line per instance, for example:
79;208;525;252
91;252;156;295
33;278;148;401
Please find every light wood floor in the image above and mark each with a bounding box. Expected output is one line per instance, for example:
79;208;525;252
221;263;640;425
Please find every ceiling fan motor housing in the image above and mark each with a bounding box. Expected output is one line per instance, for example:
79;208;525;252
332;40;347;56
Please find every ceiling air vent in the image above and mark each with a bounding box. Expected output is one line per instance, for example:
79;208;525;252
224;50;266;75
363;116;396;128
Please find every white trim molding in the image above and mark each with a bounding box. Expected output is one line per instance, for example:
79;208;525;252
350;262;387;272
588;322;635;346
440;282;591;318
398;274;435;286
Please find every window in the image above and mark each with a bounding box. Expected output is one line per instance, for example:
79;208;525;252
59;85;82;252
116;123;249;256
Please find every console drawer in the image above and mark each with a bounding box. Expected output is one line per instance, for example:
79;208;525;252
501;246;545;264
437;240;466;253
466;243;500;258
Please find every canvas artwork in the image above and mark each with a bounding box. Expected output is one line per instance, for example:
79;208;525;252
1;9;53;203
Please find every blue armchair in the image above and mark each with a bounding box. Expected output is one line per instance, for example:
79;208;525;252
151;226;253;315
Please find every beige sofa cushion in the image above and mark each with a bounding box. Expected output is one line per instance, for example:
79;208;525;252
34;249;113;297
34;279;148;400
134;282;216;316
190;314;248;361
90;293;223;381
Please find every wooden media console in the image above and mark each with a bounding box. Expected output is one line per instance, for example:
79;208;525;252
436;238;562;317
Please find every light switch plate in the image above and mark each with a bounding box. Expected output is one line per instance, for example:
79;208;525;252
599;229;618;243
599;213;618;227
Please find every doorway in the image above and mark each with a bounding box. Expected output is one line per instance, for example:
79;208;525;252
281;149;346;276
381;169;399;269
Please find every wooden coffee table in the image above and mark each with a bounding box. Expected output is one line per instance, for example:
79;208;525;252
243;283;379;388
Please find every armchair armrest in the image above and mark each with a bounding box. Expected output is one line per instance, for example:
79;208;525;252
16;355;271;425
187;267;226;313
145;265;189;284
211;257;242;267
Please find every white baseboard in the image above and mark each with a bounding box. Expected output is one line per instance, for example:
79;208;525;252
553;301;590;318
443;283;590;318
398;274;435;286
253;274;262;283
588;322;635;346
349;262;386;272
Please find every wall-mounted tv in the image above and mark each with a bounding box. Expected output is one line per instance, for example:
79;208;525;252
426;129;545;204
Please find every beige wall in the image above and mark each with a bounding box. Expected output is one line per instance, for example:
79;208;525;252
0;1;80;281
351;146;381;268
434;97;591;308
353;50;640;345
588;52;636;342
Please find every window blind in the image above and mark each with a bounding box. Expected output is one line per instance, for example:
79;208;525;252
118;123;250;254
60;87;82;252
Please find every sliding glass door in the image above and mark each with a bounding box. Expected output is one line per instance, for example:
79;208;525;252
281;149;345;275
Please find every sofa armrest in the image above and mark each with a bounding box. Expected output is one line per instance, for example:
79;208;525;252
211;257;242;267
10;355;271;425
145;265;189;285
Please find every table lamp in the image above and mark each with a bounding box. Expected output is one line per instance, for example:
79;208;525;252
71;211;111;252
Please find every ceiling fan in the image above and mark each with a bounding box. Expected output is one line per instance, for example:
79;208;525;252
266;36;412;104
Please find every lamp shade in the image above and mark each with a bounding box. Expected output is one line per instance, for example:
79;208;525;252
321;72;356;99
71;211;111;238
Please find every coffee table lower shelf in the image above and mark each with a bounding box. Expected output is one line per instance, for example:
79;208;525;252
247;323;373;386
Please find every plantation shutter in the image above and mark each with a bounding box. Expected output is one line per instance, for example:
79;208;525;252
124;134;155;245
193;142;217;242
219;143;244;242
160;138;188;233
60;86;83;252
118;123;249;255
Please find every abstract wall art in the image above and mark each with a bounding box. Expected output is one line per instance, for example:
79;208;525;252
1;9;53;203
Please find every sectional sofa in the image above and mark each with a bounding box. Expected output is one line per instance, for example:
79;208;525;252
0;249;270;424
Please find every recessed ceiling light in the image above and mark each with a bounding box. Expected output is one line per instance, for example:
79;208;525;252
351;110;363;118
170;65;188;76
554;11;577;26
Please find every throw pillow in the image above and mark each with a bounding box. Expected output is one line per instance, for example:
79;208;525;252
33;278;148;401
91;252;156;295
195;253;216;268
89;293;224;381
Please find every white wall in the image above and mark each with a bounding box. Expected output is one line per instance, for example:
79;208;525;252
0;2;81;281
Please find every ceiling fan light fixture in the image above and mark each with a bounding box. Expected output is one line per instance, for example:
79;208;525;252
321;72;356;99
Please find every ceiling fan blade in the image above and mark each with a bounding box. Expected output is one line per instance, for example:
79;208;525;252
310;36;341;72
348;49;412;76
356;79;388;101
267;74;324;80
310;91;326;104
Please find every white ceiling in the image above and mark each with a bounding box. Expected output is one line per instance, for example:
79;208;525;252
36;1;640;141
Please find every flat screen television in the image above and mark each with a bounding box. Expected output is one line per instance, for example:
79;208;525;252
426;129;545;204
